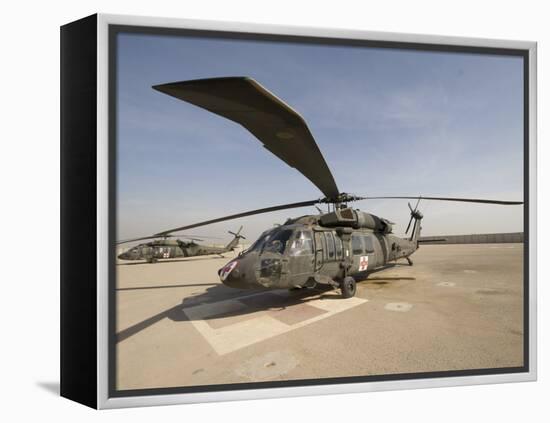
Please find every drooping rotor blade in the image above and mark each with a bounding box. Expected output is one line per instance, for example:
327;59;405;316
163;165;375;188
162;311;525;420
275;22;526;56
361;196;523;205
153;77;340;200
154;199;320;237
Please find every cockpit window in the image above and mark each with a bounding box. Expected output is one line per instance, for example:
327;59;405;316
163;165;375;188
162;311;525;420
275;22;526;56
246;229;273;253
289;230;314;255
262;229;293;254
245;228;293;255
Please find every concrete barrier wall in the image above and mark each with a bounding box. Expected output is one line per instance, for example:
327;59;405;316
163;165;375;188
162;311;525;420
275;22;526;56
419;232;523;245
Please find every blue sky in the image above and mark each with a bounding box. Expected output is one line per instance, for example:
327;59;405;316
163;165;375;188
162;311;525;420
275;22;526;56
116;32;524;242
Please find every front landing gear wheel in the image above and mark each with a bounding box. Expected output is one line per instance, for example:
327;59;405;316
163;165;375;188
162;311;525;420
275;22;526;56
340;276;356;298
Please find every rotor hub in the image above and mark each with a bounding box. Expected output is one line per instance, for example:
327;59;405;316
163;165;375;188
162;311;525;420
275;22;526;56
320;192;365;205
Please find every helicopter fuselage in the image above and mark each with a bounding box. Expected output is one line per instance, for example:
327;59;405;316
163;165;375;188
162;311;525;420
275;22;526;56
119;240;231;262
219;208;421;290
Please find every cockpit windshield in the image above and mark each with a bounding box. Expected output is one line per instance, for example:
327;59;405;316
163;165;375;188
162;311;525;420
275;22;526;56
244;228;293;255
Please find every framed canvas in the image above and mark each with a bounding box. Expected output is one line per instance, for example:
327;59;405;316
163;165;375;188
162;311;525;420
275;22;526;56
60;13;537;409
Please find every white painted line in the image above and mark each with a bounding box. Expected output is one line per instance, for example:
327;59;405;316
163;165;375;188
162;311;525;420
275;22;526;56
181;292;367;355
306;297;366;312
183;299;245;320
189;315;289;355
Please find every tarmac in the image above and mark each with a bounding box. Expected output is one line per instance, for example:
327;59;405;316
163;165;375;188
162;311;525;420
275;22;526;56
115;243;524;391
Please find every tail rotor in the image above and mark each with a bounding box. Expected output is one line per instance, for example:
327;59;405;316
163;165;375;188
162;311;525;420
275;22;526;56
405;202;414;234
226;226;246;252
405;197;424;242
228;225;246;240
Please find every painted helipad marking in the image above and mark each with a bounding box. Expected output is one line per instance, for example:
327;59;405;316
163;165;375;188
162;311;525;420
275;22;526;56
182;291;367;355
384;302;413;312
436;282;456;287
464;269;478;274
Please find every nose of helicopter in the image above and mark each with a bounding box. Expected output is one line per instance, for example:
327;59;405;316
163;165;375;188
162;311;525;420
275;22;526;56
218;255;258;288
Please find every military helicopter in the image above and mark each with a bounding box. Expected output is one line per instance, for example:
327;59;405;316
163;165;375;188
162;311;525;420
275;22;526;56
123;76;522;297
117;227;245;263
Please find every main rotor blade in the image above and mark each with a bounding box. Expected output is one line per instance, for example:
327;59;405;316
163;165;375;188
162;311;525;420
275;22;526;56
154;199;320;236
116;235;159;245
168;233;221;239
362;196;523;205
153;77;340;200
116;233;221;245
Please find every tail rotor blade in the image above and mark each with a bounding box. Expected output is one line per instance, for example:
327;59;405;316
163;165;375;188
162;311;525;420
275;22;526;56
414;196;421;212
229;226;246;240
405;216;414;234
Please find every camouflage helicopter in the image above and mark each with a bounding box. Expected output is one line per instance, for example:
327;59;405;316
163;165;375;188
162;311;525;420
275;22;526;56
125;77;522;297
117;227;245;263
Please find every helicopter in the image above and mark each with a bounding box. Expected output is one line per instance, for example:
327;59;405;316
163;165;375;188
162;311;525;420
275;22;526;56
117;227;245;263
122;76;523;297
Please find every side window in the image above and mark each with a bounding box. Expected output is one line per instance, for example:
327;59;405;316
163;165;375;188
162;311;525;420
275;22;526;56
324;232;335;260
320;232;327;260
363;235;375;253
290;230;314;255
334;234;343;259
352;234;364;255
301;231;314;254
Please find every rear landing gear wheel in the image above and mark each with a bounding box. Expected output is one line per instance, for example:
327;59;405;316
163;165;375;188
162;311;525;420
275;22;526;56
340;276;356;298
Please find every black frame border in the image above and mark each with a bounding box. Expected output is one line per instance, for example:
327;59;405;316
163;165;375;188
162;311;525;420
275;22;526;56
107;24;530;399
60;14;98;409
